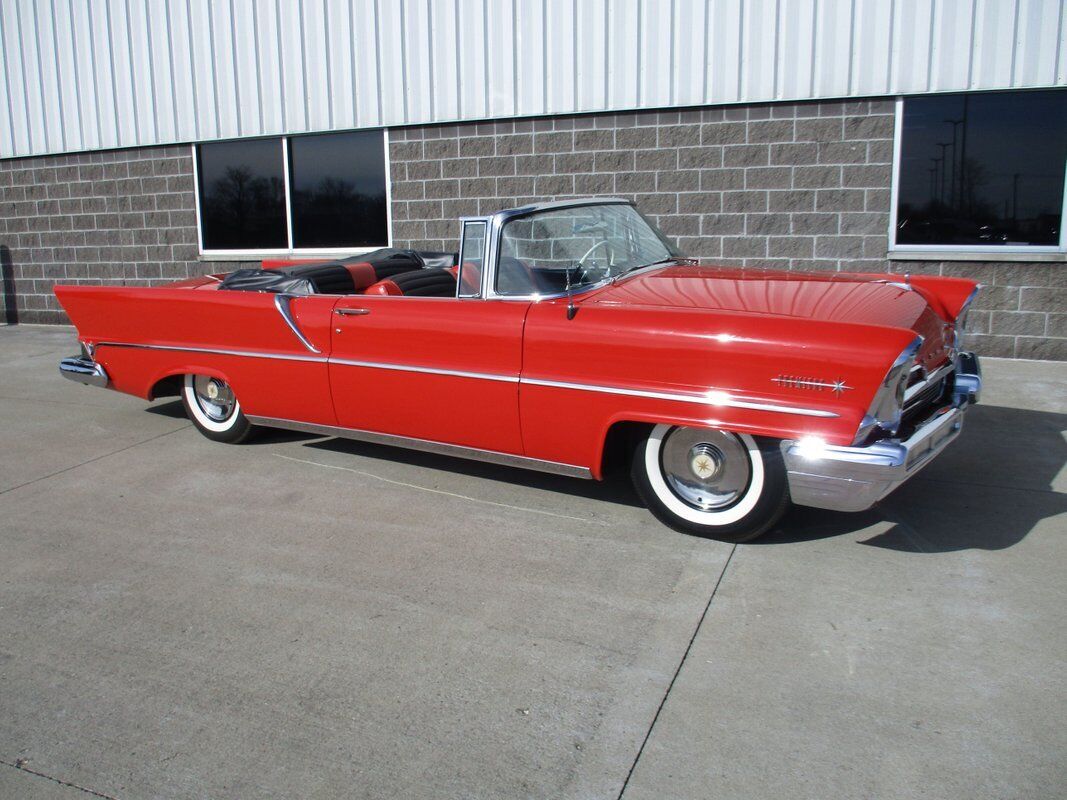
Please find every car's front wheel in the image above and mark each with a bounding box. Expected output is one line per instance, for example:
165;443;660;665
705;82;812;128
181;374;253;443
631;424;789;542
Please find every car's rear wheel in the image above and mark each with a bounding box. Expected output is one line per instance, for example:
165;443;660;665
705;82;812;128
181;374;253;443
631;424;789;542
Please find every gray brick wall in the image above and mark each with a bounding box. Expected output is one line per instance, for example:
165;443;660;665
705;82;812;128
1;98;1064;360
0;145;246;324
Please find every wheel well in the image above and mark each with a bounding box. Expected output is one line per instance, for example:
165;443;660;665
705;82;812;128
149;374;183;400
600;421;652;478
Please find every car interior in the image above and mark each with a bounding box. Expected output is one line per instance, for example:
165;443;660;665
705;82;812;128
218;248;462;297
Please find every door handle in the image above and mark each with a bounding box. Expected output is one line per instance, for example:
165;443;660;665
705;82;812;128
335;307;371;316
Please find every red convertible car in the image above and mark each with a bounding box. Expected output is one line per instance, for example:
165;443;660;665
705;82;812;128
56;199;981;541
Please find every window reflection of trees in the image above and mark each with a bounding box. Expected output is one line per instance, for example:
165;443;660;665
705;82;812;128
290;176;386;247
202;165;286;248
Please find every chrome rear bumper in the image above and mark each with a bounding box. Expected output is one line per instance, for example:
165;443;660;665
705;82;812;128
59;355;109;388
783;352;981;513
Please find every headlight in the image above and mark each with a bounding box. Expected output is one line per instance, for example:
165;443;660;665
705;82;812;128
853;337;923;444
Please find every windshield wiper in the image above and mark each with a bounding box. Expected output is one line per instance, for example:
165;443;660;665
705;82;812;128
612;256;682;281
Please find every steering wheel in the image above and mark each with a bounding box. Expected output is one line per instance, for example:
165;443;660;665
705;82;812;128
573;240;614;285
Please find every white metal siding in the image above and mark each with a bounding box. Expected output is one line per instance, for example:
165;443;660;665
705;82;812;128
2;0;1065;159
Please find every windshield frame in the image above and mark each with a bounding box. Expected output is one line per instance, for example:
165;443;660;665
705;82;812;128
481;198;684;301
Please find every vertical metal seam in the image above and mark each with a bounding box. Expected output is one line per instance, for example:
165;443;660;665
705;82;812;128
541;0;547;113
324;0;334;128
668;0;675;106
701;0;710;103
186;0;201;140
297;0;309;128
1009;0;1021;86
455;0;463;119
965;0;977;89
273;0;286;132
206;0;221;137
846;0;856;94
925;0;937;93
122;0;140;144
425;0;435;121
163;0;179;140
604;0;611;108
86;0;104;146
13;0;34;152
636;0;643;106
1054;0;1066;84
47;0;68;150
511;0;519;115
772;0;781;99
0;6;18;154
30;0;52;148
398;0;408;123
228;0;242;135
104;0;121;146
886;0;896;92
144;0;160;142
65;0;86;147
736;0;744;101
572;0;579;110
809;0;819;97
349;0;359;126
482;0;489;117
373;0;383;125
251;0;264;134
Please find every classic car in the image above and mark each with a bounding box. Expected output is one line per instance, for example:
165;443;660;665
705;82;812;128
55;198;982;542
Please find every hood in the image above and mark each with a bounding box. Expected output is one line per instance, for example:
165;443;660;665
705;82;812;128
584;264;953;369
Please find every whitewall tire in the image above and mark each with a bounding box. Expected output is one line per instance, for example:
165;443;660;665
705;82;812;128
181;374;254;443
631;424;789;541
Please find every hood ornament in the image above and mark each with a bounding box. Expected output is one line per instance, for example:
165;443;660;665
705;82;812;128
773;375;852;397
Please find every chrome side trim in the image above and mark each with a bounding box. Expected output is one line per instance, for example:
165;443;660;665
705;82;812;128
330;358;519;383
93;341;837;418
97;341;327;363
245;416;593;479
522;377;839;418
59;355;109;388
274;293;322;353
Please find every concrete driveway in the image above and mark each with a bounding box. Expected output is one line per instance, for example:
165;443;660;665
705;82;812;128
1;324;1064;800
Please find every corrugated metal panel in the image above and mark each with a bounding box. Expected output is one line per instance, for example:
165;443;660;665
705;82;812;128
2;0;1065;159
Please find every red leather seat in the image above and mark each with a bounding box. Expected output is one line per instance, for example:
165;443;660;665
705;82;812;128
364;269;457;297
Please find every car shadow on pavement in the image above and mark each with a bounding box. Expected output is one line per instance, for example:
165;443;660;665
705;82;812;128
759;404;1067;552
146;399;322;445
303;436;646;508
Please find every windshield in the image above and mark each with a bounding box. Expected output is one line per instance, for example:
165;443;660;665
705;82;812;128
495;203;681;296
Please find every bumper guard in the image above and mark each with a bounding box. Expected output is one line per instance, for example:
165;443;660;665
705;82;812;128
783;352;981;513
59;354;109;388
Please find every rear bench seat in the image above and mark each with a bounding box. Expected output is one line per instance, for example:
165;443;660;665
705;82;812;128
219;249;457;295
363;268;458;297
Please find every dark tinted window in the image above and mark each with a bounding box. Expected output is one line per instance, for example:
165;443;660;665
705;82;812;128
288;130;388;248
197;138;287;250
896;89;1067;247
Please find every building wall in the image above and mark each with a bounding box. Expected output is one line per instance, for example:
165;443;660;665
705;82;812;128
1;98;1064;360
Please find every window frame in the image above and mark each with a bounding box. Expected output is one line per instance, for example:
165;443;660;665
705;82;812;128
192;129;392;260
887;95;1067;261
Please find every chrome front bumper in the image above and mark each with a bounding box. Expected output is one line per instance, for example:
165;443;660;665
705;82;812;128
59;355;109;388
783;352;981;513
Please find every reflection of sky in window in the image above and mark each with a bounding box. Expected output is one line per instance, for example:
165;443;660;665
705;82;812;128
899;90;1066;220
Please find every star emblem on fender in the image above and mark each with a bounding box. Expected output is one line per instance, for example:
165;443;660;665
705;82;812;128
772;375;853;396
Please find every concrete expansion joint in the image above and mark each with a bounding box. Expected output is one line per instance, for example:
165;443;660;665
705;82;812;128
0;758;122;800
615;544;738;799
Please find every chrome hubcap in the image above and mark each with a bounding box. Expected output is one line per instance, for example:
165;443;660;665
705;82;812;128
661;428;751;511
193;375;236;422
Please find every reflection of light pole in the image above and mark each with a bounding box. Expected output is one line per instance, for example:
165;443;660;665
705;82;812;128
944;118;963;207
936;142;952;206
1012;173;1021;222
930;157;943;206
958;95;970;212
929;166;937;202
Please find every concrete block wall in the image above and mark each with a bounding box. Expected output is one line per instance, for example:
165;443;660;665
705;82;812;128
0;98;1064;359
0;145;243;324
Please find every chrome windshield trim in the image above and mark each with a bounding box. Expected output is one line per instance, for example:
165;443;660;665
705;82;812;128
245;416;593;479
274;293;322;353
522;377;839;418
97;342;328;363
330;358;519;383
